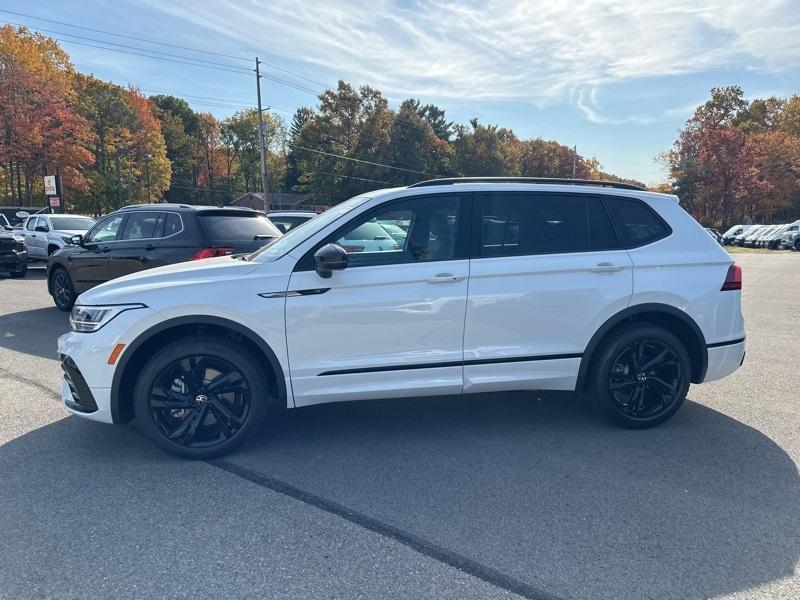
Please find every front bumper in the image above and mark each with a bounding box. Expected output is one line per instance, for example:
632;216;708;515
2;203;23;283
0;249;26;271
57;306;159;424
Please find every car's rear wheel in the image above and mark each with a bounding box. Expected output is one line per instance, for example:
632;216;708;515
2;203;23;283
50;267;75;311
588;324;690;428
133;335;270;459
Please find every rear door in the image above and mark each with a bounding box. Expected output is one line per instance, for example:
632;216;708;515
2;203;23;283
25;217;47;258
463;192;633;394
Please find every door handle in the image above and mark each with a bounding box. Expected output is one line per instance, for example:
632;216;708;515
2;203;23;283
589;262;624;273
144;244;156;251
426;273;464;283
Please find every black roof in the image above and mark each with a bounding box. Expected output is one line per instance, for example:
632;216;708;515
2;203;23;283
408;177;644;191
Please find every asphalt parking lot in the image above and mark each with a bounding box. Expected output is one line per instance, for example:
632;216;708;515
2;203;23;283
1;254;798;600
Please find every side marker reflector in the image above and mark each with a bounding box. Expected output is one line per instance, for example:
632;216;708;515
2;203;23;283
108;343;125;365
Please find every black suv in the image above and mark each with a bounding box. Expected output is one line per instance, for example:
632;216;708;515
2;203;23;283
47;204;282;311
0;227;27;278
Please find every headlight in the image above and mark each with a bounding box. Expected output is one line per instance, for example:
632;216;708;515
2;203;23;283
69;304;147;333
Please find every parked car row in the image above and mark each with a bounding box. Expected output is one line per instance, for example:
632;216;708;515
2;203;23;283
721;221;800;249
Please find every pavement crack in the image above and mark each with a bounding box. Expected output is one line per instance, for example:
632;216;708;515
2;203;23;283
0;366;60;400
208;458;563;600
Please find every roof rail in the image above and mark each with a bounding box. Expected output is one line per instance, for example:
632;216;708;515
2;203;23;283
408;177;644;191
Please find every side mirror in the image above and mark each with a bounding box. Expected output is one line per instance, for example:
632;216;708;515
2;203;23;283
35;225;49;233
314;243;347;278
70;234;83;246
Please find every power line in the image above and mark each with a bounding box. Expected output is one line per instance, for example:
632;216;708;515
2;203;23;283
0;8;251;62
0;21;253;72
288;143;436;176
50;37;253;75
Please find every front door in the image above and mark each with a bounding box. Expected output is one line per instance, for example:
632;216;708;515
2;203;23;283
106;211;164;281
462;191;634;394
285;193;470;407
71;214;126;291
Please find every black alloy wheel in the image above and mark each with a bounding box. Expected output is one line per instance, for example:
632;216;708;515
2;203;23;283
148;355;251;449
607;339;683;419
51;268;75;311
134;335;270;458
588;324;690;428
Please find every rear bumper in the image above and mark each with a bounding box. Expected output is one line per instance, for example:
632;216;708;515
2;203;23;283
702;340;746;383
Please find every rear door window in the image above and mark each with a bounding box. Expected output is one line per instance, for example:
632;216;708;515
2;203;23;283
197;212;282;243
477;193;619;257
604;197;671;248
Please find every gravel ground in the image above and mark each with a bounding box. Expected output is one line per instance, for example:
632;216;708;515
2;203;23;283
0;254;798;600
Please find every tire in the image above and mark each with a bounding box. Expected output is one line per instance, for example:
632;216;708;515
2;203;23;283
50;266;76;311
587;324;690;429
133;335;271;459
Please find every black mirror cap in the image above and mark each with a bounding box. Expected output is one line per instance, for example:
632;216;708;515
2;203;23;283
70;234;83;246
314;243;347;278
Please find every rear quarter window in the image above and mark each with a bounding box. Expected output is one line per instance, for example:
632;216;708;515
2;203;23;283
197;212;282;242
604;197;671;248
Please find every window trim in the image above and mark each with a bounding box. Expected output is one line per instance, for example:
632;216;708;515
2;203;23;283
600;194;673;249
470;191;623;259
86;211;185;245
294;193;471;272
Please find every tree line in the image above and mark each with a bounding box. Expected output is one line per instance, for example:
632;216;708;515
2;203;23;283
662;86;800;226
5;25;798;226
1;26;640;214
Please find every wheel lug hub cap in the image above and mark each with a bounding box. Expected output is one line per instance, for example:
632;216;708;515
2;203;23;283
195;394;208;406
637;372;648;382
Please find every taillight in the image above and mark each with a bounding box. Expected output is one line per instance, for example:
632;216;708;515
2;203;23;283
191;247;235;260
721;264;742;291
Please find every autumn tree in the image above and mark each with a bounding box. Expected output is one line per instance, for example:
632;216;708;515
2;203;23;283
0;26;93;206
73;77;169;213
151;95;200;203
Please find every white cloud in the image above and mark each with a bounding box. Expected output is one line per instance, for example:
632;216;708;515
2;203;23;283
145;0;800;120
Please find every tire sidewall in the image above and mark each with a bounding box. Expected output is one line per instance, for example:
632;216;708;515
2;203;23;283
589;324;690;429
50;267;75;311
133;337;269;459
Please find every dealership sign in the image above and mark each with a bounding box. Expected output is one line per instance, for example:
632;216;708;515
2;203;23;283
44;175;57;196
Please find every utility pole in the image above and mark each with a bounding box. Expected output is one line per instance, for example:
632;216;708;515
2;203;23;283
255;57;269;212
572;145;577;179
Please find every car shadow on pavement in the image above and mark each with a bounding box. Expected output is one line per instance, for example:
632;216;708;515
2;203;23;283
0;306;68;360
242;392;799;599
1;392;797;600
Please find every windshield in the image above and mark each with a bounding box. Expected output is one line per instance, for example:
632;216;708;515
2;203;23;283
49;216;95;231
248;194;372;261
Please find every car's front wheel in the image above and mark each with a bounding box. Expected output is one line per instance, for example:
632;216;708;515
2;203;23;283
50;267;75;311
588;324;690;429
133;335;271;459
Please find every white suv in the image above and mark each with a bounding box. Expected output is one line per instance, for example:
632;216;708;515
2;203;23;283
58;178;746;458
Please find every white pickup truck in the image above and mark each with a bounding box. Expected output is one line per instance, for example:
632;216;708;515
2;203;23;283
20;213;96;261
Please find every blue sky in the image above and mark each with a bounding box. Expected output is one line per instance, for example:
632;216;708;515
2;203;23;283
4;0;800;184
